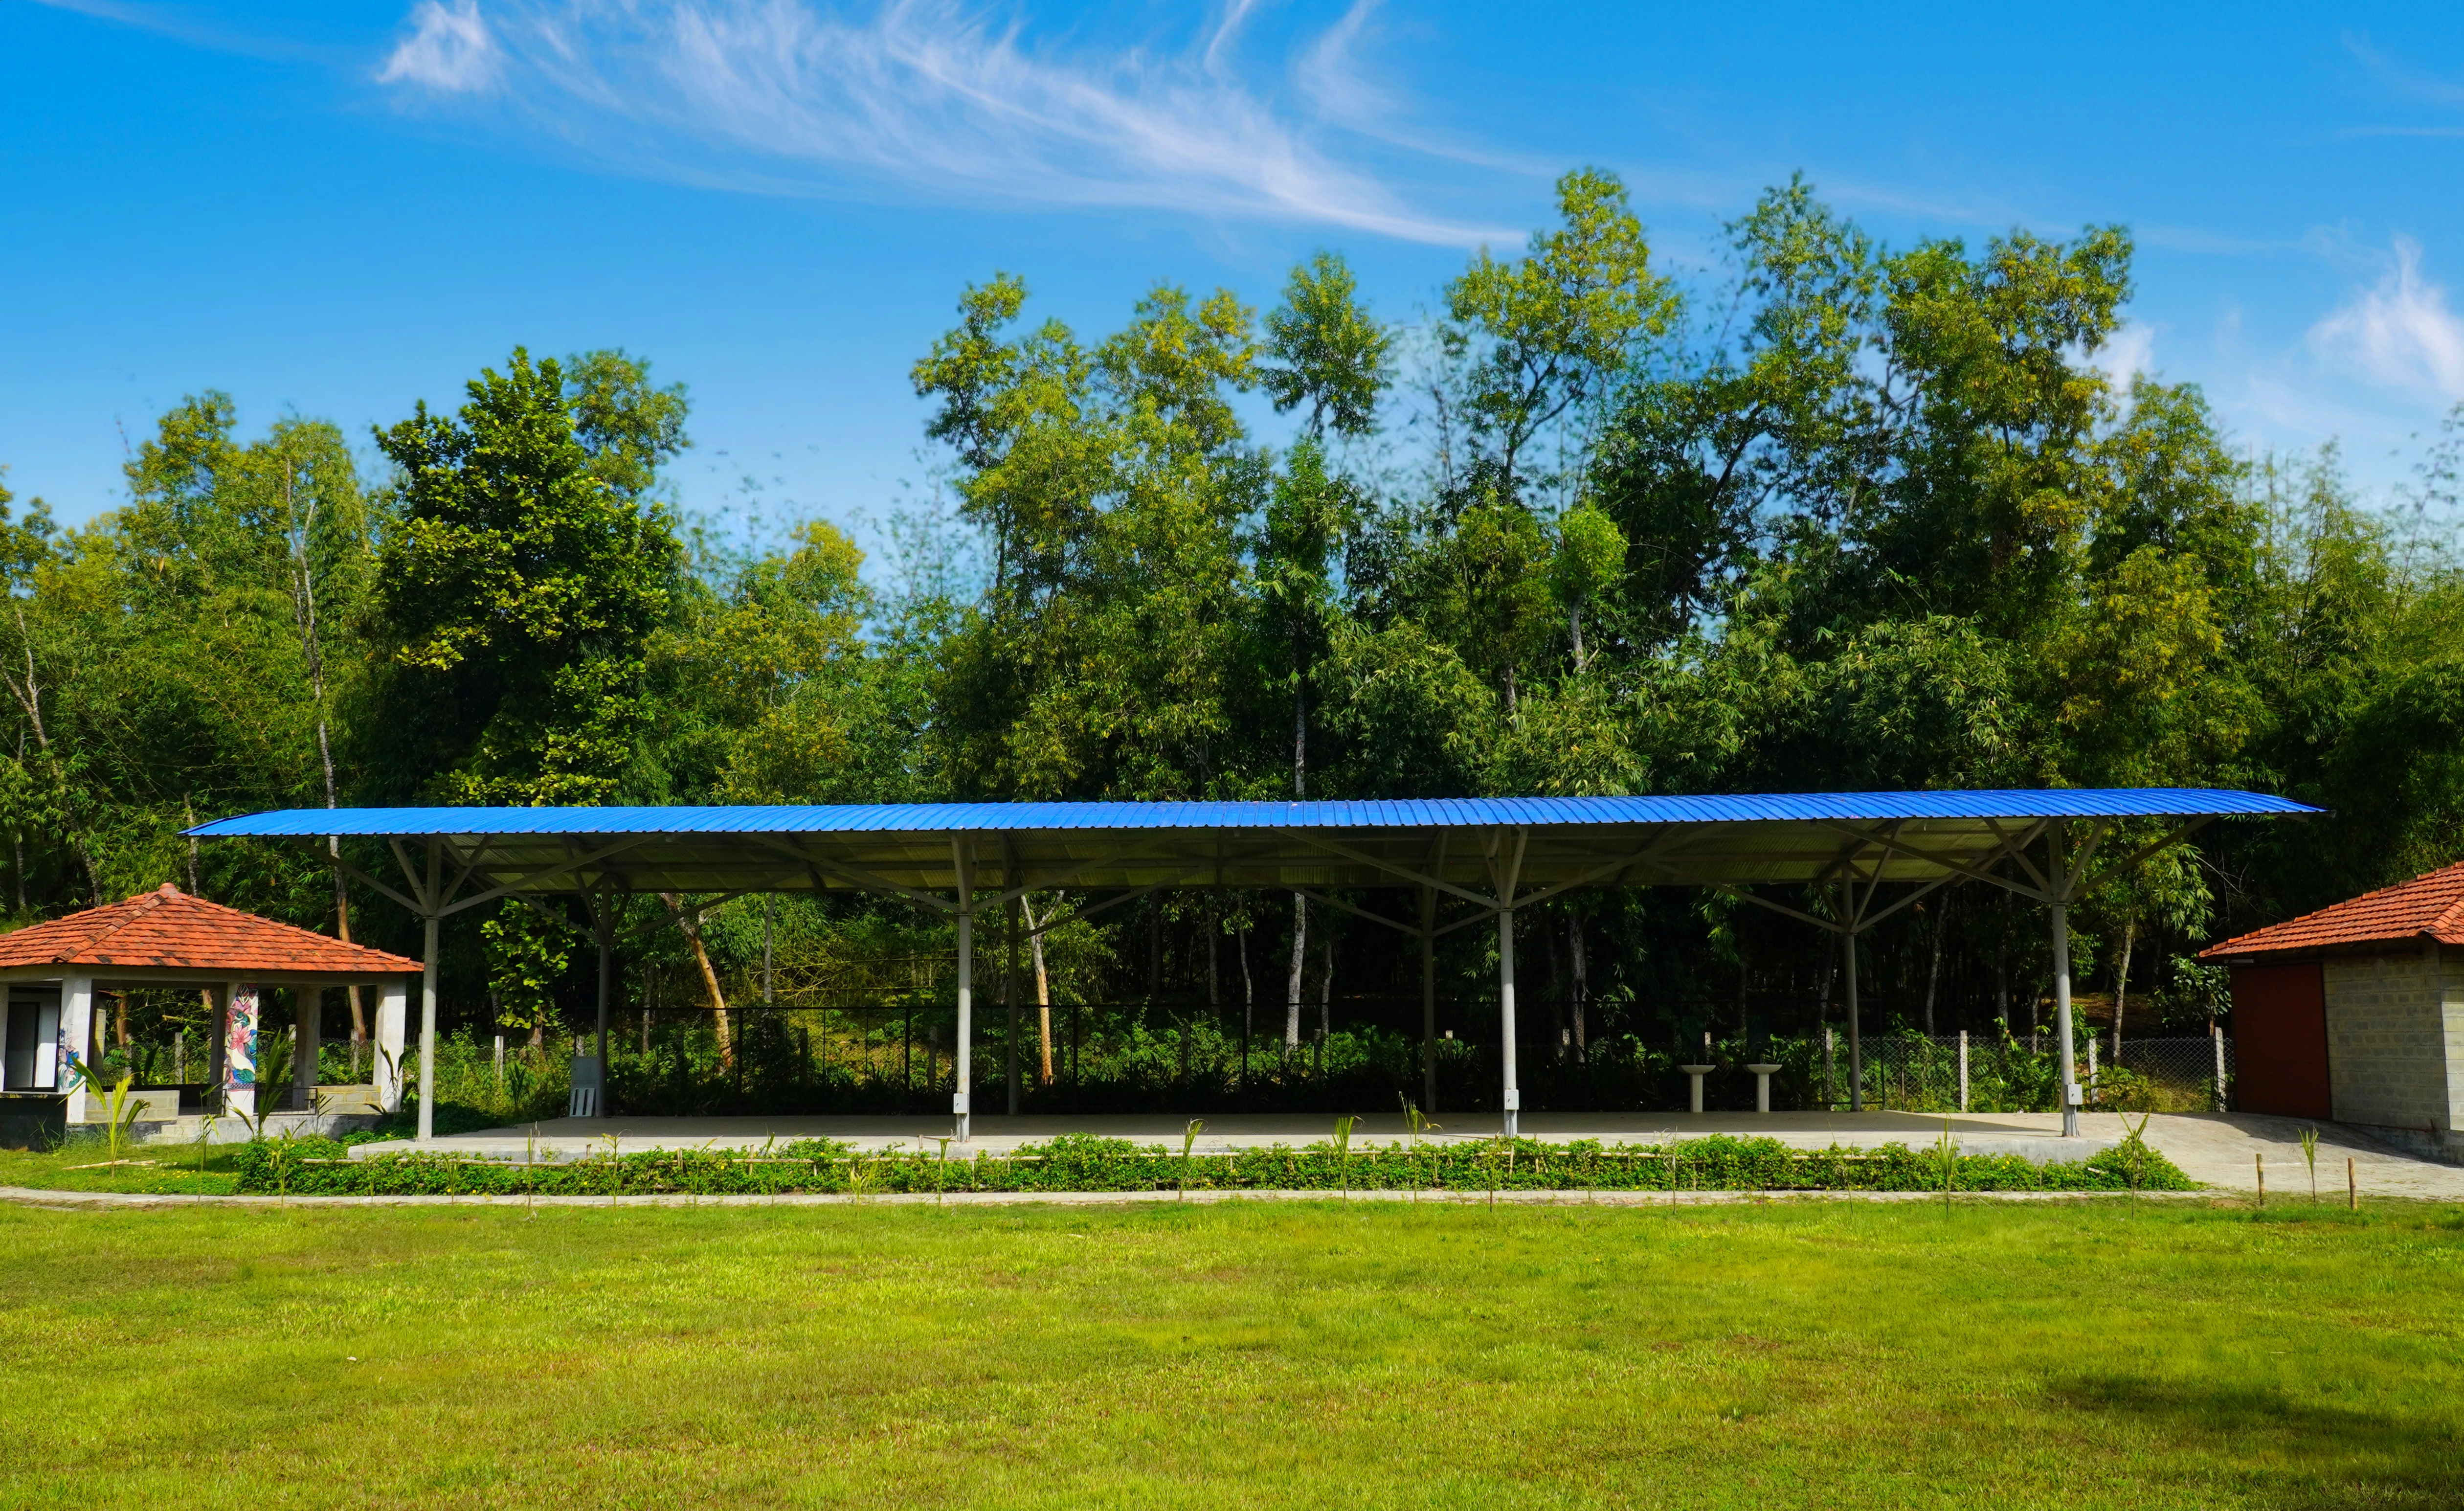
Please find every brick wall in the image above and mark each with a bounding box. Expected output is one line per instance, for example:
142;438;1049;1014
2445;947;2464;1156
2324;949;2451;1131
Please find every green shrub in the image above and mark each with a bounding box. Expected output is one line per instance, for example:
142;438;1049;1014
234;1131;2195;1197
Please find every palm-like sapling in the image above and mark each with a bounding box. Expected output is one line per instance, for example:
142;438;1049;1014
1179;1120;1205;1201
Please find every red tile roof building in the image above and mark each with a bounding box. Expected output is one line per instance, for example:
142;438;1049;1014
2201;863;2464;961
2202;863;2464;1159
0;884;419;976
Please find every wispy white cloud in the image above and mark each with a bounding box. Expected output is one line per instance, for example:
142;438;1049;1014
2342;32;2464;110
380;0;498;92
29;0;339;64
2308;237;2464;400
2090;322;2156;392
372;0;1504;245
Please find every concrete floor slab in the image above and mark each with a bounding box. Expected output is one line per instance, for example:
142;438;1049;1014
341;1109;2464;1198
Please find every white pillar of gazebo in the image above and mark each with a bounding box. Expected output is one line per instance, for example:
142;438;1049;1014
293;988;321;1112
56;974;94;1125
374;980;407;1113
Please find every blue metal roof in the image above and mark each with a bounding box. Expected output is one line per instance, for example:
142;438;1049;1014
188;789;2314;839
186;790;2313;907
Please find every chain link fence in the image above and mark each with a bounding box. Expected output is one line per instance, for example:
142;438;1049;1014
1774;1029;2233;1114
407;995;2242;1123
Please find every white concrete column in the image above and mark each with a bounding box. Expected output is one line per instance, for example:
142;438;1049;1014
223;982;258;1123
1843;914;1864;1113
2052;897;2080;1137
1420;884;1437;1115
293;987;322;1112
1006;894;1020;1116
594;882;613;1071
1498;905;1519;1137
953;838;974;1141
374;981;407;1112
57;975;94;1124
416;912;439;1143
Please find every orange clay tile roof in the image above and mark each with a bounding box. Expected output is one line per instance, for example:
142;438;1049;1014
0;884;420;976
2200;862;2464;961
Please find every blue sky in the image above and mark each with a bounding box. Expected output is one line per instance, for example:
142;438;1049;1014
5;0;2463;557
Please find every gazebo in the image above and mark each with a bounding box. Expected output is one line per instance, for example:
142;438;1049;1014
0;884;422;1128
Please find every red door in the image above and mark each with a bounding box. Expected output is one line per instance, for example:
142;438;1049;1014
2231;961;2330;1119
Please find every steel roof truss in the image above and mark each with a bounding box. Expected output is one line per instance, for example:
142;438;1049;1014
1829;818;2052;903
436;837;650;920
1290;886;1420;939
1984;818;2056;895
1271;827;1498;911
752;835;954;917
334;847;424;917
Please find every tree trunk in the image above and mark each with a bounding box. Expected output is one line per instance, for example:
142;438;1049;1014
283;458;369;1069
2112;913;2135;1066
664;893;731;1067
330;839;367;1065
1569;604;1586;672
1289;676;1308;1052
1238;920;1254;1041
7;620;104;902
1317;927;1334;1042
1569;915;1589;1063
1923;899;1946;1035
1545;916;1567;1062
1024;891;1062;1085
1994;939;2010;1032
1286;894;1306;1049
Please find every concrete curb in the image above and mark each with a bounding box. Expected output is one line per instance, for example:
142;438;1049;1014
0;1184;2225;1212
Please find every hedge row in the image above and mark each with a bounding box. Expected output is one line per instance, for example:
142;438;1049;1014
234;1131;2194;1197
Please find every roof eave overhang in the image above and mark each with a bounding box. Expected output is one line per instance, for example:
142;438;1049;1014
0;965;420;987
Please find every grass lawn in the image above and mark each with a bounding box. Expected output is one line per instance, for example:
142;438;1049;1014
0;1141;244;1195
2;1197;2460;1509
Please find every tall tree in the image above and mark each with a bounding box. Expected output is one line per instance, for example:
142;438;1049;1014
366;348;687;806
1263;251;1391;442
1445;168;1677;503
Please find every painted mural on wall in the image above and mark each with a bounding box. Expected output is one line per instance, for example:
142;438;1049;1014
225;986;257;1092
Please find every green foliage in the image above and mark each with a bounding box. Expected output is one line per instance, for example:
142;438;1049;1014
9;171;2464;1072
1446;167;1677;495
1262;250;1390;441
367;347;685;806
481;902;573;1036
235;1130;2191;1197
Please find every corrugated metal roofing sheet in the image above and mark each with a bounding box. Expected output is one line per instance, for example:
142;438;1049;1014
190;789;2316;838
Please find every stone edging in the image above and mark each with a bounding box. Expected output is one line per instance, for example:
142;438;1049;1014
0;1184;2223;1211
